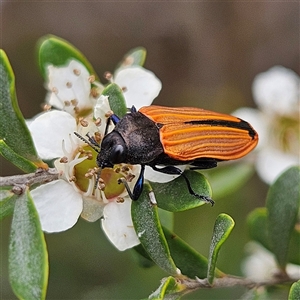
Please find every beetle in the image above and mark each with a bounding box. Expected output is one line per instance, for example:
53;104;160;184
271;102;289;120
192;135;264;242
75;105;258;204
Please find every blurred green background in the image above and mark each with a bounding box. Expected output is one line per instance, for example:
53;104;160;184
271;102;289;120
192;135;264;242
1;2;298;299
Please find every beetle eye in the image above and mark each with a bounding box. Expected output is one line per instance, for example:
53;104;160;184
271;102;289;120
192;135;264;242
110;145;125;164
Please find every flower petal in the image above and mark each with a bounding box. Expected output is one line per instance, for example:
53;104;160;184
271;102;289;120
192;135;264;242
93;95;112;134
255;147;299;184
242;242;279;281
101;199;140;251
31;180;83;232
81;197;105;222
46;60;94;115
28;110;77;159
242;242;300;281
252;66;299;116
114;66;162;109
144;165;186;183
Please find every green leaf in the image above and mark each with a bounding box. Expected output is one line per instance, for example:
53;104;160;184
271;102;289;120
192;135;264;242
132;244;155;268
248;208;300;265
0;186;17;220
148;276;185;300
158;208;174;232
116;47;147;70
38;35;98;80
102;83;128;117
289;280;300;300
150;170;212;212
163;227;224;279
0;139;37;173
9;189;48;300
0;50;45;169
131;183;179;275
266;166;300;268
247;208;270;249
207;213;235;284
203;162;255;199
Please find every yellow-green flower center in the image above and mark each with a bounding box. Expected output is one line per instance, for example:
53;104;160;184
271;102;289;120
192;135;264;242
73;145;126;199
271;115;299;155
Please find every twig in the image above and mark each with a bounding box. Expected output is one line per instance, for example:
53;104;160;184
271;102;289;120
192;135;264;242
0;168;60;194
174;272;298;296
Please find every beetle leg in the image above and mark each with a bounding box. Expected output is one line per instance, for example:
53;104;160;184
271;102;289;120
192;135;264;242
118;165;145;201
151;165;214;206
104;114;120;135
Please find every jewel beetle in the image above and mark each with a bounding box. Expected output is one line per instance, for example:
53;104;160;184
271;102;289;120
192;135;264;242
75;105;258;204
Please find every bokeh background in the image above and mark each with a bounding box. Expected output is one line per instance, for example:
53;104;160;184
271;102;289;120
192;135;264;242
1;2;299;299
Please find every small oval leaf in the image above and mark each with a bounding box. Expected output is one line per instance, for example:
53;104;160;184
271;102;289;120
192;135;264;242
9;189;48;300
163;226;224;279
102;83;128;117
148;276;184;300
0;140;38;173
248;208;300;265
266;166;300;268
150;170;212;212
0;187;17;220
131;184;179;275
207;213;235;284
116;47;147;70
0;51;44;167
289;280;300;300
247;208;270;249
38;35;98;80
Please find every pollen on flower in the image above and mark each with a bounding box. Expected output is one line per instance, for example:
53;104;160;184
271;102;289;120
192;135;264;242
98;178;106;190
73;68;81;76
94;131;102;143
123;56;134;67
42;104;52;111
105;110;114;118
121;165;130;173
69;175;77;182
126;173;135;182
104;71;113;82
64;100;71;107
85;150;93;160
116;197;124;203
90;87;99;98
51;87;58;94
121;86;128;93
77;146;84;153
66;81;72;88
60;156;68;163
88;75;95;83
79;117;89;127
94;118;101;127
84;168;95;178
70;99;78;107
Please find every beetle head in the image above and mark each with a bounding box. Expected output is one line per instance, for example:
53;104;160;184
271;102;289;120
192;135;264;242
96;132;127;169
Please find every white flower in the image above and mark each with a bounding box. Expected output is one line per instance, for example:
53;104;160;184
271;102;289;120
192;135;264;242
45;60;103;116
242;242;300;281
114;66;162;110
29;105;140;251
29;59;166;251
233;66;299;184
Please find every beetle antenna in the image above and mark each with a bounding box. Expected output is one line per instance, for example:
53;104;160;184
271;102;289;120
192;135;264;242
73;132;100;153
